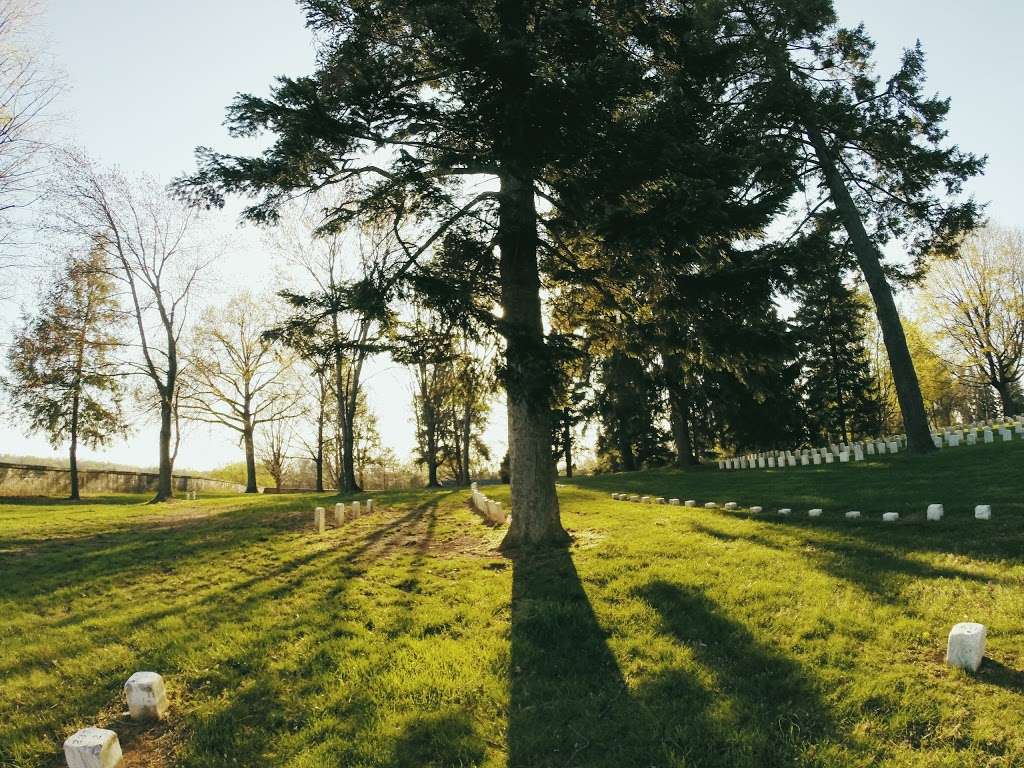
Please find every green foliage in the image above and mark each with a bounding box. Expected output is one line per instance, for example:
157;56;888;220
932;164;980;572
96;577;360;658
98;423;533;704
2;248;126;455
205;460;275;489
791;244;883;443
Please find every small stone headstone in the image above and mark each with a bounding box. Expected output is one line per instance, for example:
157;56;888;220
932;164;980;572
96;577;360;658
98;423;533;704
366;499;374;513
630;494;640;502
724;502;738;510
975;505;992;520
684;499;696;507
845;511;861;519
808;508;823;517
656;497;667;505
749;506;763;513
669;498;680;505
63;727;123;768
124;671;168;721
824;453;833;464
946;622;986;672
314;507;326;533
704;502;717;509
839;452;849;463
351;501;361;517
983;429;994;444
926;504;944;521
882;512;899;522
641;496;652;504
778;508;791;516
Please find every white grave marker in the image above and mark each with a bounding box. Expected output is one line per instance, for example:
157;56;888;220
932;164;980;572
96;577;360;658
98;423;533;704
946;622;986;672
124;671;168;721
63;728;123;768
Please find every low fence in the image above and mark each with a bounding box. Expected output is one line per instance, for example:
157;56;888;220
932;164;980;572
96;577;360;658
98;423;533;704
0;461;247;497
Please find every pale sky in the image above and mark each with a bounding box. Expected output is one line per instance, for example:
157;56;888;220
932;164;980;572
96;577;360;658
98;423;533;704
0;0;1020;472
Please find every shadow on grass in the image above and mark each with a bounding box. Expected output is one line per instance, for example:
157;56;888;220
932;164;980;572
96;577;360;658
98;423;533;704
509;546;657;767
391;711;487;768
686;516;1002;601
508;550;853;766
635;580;841;767
976;658;1024;694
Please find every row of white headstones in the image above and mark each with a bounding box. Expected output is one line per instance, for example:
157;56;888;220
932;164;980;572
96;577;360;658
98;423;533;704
469;482;508;524
718;415;1024;471
611;494;993;522
609;495;993;673
62;672;168;768
312;499;376;531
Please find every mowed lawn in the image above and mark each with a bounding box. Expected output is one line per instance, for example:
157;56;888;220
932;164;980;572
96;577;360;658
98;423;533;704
2;443;1023;767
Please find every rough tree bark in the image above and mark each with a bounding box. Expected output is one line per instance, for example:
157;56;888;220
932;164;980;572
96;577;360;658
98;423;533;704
242;418;258;493
498;172;567;549
496;0;566;549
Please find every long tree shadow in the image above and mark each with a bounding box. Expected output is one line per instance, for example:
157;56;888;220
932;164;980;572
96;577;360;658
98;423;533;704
634;580;847;767
687;517;1001;601
508;547;662;767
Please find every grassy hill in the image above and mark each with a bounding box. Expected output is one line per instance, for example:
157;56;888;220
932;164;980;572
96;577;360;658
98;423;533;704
1;442;1023;767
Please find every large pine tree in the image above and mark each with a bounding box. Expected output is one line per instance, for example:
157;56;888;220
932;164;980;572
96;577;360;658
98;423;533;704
174;0;721;547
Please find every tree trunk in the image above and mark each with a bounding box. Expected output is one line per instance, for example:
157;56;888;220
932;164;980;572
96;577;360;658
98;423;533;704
498;172;566;549
562;418;573;478
806;124;935;454
460;402;472;485
68;393;80;502
341;407;359;492
425;400;441;487
155;393;174;501
243;420;258;493
995;380;1017;418
663;354;698;467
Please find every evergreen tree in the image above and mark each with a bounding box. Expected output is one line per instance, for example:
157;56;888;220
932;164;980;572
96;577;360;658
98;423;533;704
792;246;882;443
3;248;126;499
174;0;683;547
732;2;984;451
593;352;671;472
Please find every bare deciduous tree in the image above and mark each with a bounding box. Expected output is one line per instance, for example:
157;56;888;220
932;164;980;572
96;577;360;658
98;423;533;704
52;154;210;500
184;291;301;493
924;225;1024;417
0;0;62;284
257;417;292;492
268;202;394;492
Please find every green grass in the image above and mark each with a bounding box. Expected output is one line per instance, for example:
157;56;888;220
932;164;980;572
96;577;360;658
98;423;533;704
2;442;1024;767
